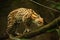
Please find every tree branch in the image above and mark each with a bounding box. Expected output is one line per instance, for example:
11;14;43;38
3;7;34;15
19;16;60;39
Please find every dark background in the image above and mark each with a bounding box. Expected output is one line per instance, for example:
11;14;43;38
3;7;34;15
0;0;60;40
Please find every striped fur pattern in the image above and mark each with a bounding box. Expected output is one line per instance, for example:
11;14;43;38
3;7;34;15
6;8;44;35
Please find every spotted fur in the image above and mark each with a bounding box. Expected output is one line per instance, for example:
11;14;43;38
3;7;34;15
6;8;44;36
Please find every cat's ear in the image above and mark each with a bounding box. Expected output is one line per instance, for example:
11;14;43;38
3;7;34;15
31;14;37;19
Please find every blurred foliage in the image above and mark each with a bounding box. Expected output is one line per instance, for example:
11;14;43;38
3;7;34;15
51;2;60;10
50;1;60;37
